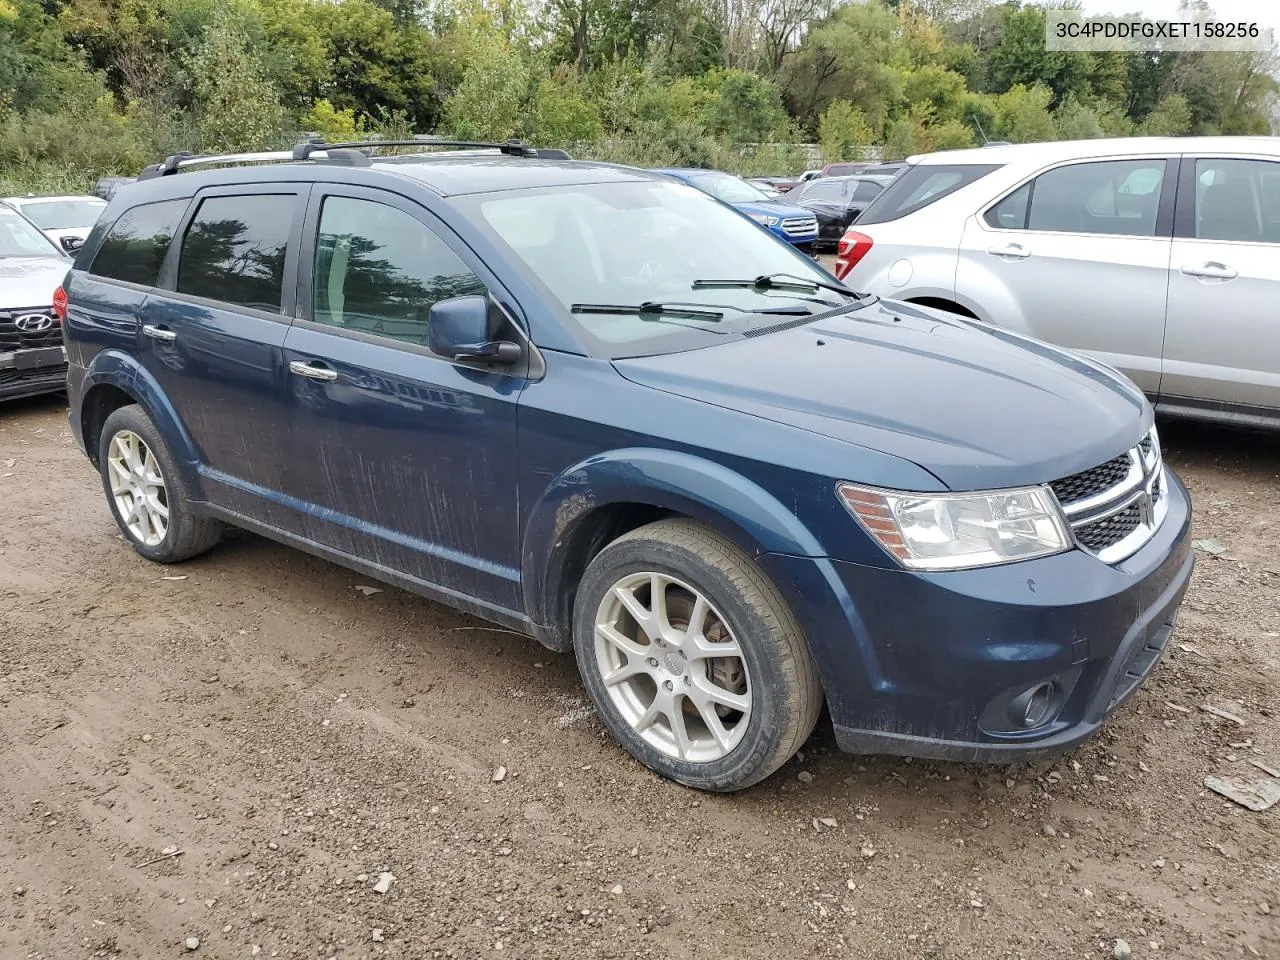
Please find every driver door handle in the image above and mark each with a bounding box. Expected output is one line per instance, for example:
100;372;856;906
1180;261;1237;280
289;360;339;382
142;324;177;343
987;243;1030;259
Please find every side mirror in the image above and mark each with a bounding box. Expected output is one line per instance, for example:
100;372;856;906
428;295;522;365
60;236;84;253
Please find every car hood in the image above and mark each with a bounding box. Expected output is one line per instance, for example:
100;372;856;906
613;300;1150;491
0;256;71;308
731;199;814;220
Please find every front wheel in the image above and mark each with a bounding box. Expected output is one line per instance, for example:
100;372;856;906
573;519;823;791
98;404;222;563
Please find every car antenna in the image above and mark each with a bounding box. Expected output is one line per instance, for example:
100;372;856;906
973;118;990;145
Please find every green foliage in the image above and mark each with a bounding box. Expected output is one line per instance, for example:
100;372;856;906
300;98;365;139
819;100;873;163
991;83;1057;143
1;0;1274;189
188;12;286;151
1138;94;1192;136
700;69;788;142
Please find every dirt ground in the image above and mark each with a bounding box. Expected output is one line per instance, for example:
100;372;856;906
1;394;1277;960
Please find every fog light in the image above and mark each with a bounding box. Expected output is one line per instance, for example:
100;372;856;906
1020;682;1056;728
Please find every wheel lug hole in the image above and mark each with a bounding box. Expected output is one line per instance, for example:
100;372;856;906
663;680;673;692
679;650;687;659
682;676;691;686
646;657;659;668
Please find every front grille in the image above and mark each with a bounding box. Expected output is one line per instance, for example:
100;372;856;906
1052;427;1166;564
0;307;63;350
781;216;818;237
1075;501;1142;551
1050;454;1131;505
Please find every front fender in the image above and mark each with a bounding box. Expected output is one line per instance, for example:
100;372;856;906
82;350;205;496
521;447;825;629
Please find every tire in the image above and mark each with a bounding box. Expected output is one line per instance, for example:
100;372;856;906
98;404;222;563
573;518;823;791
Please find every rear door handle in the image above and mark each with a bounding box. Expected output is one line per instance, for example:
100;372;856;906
987;243;1030;259
1180;262;1237;280
289;360;338;382
142;324;177;343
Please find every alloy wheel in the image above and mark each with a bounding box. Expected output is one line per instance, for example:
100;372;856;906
107;430;169;547
593;571;751;763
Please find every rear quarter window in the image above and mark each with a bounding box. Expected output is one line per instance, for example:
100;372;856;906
857;164;1002;225
89;199;189;287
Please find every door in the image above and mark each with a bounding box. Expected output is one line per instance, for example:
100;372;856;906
281;187;526;610
142;187;307;521
1163;156;1280;414
956;157;1174;393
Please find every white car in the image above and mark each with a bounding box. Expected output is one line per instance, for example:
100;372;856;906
2;194;107;254
834;137;1280;428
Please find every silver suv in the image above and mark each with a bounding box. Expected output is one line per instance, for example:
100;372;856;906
834;137;1280;429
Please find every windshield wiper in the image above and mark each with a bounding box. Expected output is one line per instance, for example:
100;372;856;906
571;302;725;321
570;300;814;321
692;273;863;300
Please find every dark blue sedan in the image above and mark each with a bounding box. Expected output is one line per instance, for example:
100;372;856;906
59;142;1192;791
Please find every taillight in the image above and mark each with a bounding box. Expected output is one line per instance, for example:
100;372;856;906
834;231;873;281
52;286;68;322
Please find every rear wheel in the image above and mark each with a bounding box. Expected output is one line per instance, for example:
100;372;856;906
98;404;222;563
573;519;822;791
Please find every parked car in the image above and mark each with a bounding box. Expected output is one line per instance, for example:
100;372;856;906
749;176;801;194
0;205;70;401
834;136;1280;429
61;139;1192;791
788;175;887;247
746;178;783;199
3;194;108;253
93;176;137;202
654;168;818;251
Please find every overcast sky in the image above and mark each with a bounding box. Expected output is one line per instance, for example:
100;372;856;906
1077;0;1280;41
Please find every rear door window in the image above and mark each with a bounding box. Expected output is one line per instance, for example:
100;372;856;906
857;164;1002;224
852;180;884;202
1026;159;1166;236
176;194;296;312
89;199;188;287
802;180;845;200
1193;158;1280;242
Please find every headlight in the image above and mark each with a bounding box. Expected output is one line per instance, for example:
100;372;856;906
837;483;1071;571
749;214;780;227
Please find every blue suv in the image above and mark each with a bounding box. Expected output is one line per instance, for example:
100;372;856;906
653;169;819;252
59;139;1193;791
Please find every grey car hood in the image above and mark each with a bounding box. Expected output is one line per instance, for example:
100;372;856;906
0;256;71;309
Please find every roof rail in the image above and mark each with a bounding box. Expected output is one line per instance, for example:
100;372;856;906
291;136;535;160
138;135;540;180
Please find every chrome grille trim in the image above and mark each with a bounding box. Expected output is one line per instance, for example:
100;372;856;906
1052;427;1166;564
781;216;817;237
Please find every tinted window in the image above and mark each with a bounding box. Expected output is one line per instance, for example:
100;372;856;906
985;182;1031;229
1027;160;1165;237
176;194;295;311
802;180;845;200
89;199;188;286
1194;158;1280;243
312;196;485;347
852;180;883;202
858;164;1001;224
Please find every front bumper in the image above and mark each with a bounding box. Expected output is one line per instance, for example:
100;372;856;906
758;468;1194;762
0;346;67;401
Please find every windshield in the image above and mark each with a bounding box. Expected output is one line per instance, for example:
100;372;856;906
0;209;61;257
687;172;771;204
470;179;850;358
16;198;107;230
